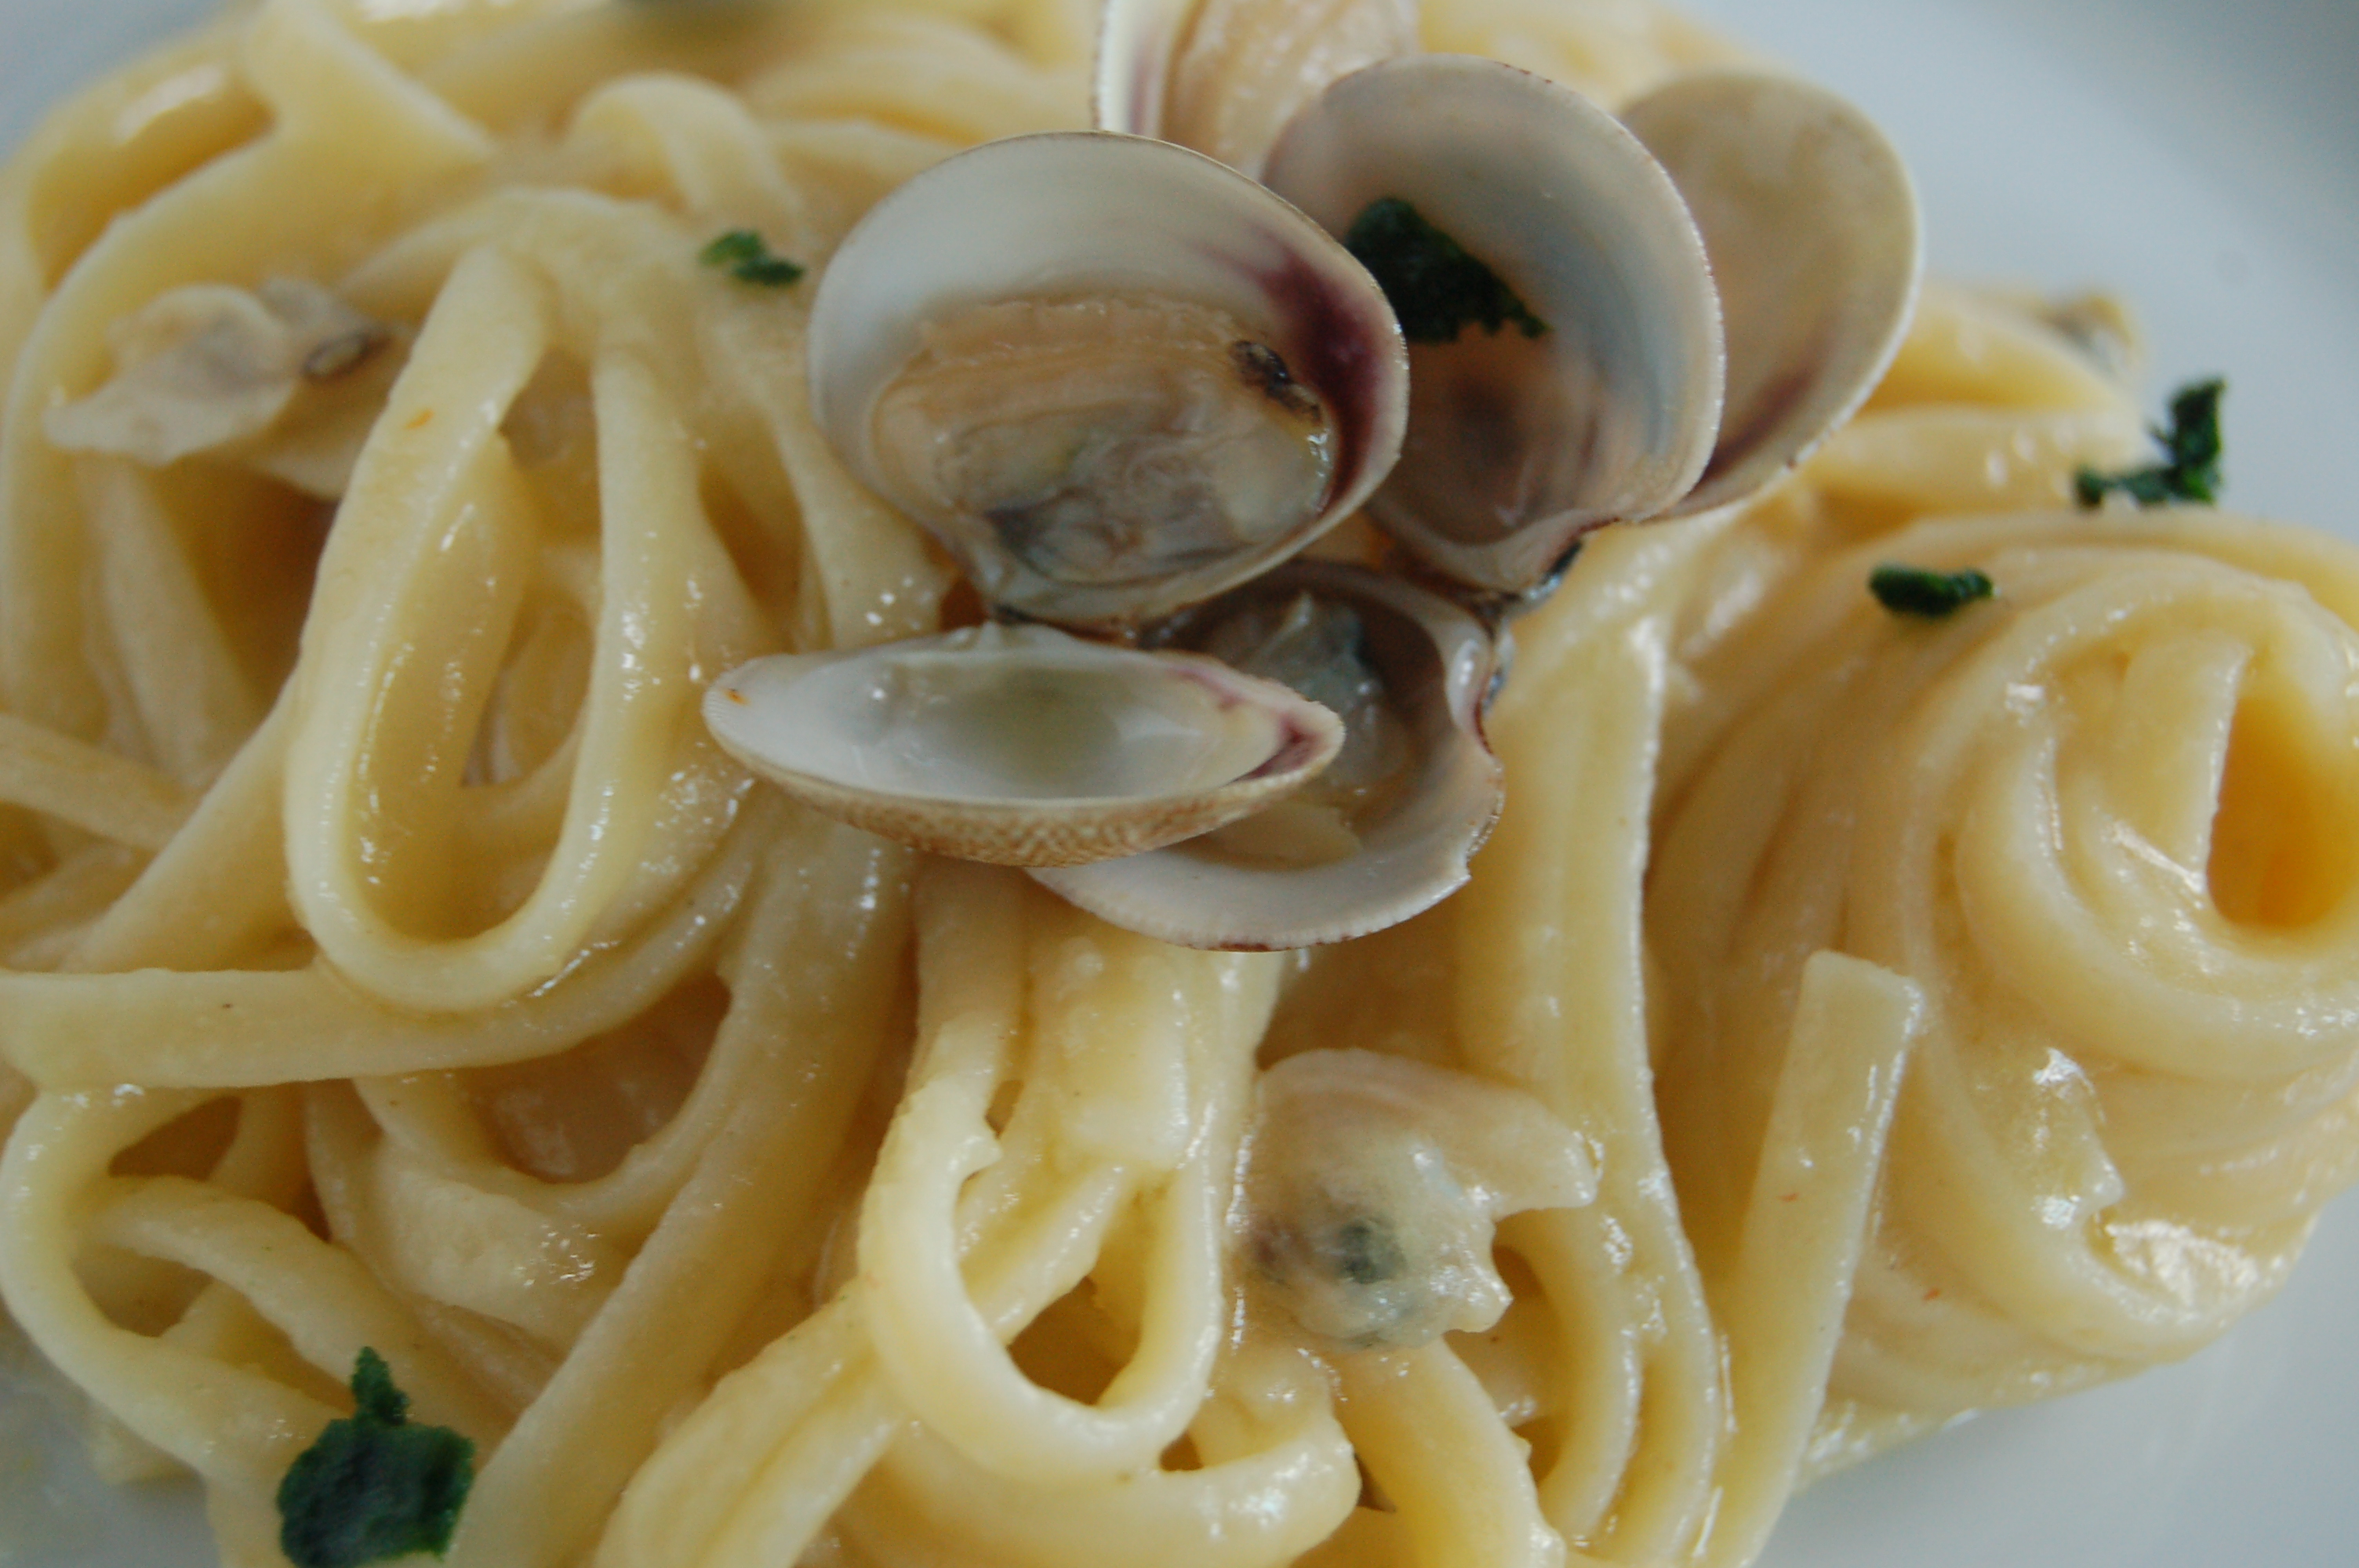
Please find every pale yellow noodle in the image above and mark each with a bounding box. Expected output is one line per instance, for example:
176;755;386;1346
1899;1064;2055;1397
0;4;2354;1568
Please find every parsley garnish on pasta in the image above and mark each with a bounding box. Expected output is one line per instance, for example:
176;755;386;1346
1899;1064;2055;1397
277;1349;475;1568
700;228;806;288
1870;564;1996;618
2074;376;2226;507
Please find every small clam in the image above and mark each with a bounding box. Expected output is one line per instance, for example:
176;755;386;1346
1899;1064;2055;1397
1034;560;1501;949
1240;1048;1594;1351
1263;55;1727;596
1622;70;1922;517
703;623;1343;868
806;131;1408;630
1095;0;1420;179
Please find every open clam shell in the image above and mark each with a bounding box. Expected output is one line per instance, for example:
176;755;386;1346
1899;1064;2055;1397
1094;0;1421;179
1094;0;1197;142
806;131;1409;630
703;625;1344;868
1033;560;1502;949
1623;70;1923;517
1263;55;1727;597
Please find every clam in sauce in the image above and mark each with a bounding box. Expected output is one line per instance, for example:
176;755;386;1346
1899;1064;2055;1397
867;293;1336;597
1193;592;1412;866
1238;1049;1594;1352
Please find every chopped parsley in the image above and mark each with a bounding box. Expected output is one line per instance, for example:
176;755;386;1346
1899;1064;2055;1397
700;228;805;288
277;1348;475;1568
2074;376;2226;508
1343;198;1547;346
1870;564;1994;619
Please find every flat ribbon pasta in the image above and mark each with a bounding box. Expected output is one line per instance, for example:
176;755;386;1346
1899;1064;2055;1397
2;4;2355;1568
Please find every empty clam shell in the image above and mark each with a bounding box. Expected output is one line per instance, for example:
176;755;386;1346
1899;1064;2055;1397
1033;560;1501;949
1263;55;1726;597
807;131;1408;630
1623;70;1923;517
703;625;1343;869
1095;0;1420;179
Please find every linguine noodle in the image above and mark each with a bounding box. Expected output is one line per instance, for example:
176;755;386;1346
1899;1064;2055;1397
1;3;2354;1566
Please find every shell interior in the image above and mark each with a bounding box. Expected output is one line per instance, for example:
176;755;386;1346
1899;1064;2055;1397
1264;55;1727;596
806;131;1408;629
1034;560;1502;948
1625;70;1924;517
703;624;1343;869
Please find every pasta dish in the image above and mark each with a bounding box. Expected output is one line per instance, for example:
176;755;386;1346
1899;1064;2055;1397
2;2;2354;1566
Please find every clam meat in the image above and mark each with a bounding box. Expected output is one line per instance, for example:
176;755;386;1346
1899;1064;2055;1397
703;622;1343;869
1238;1048;1594;1352
1034;560;1502;949
867;292;1335;597
45;275;394;472
807;130;1408;629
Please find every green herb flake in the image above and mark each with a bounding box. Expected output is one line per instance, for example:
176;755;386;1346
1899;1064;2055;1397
2074;376;2226;508
278;1349;475;1568
1870;564;1995;619
699;228;805;289
1343;197;1547;346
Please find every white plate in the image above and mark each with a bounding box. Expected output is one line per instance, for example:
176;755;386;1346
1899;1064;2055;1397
2;2;2357;1565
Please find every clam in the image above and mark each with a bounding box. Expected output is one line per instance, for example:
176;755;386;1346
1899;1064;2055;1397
1094;0;1420;179
805;130;1409;630
1239;1048;1595;1350
702;623;1343;868
1034;560;1501;949
1261;55;1727;597
706;34;1923;953
1622;69;1922;517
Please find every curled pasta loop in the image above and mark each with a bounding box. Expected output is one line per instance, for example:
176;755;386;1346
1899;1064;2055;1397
1;0;491;742
283;242;763;1012
854;873;1276;1486
847;1344;1359;1568
1654;510;2359;1415
0;1086;490;1487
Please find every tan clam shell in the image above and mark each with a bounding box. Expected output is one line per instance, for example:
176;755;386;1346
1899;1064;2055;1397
703;625;1344;869
1624;69;1924;517
1033;560;1501;948
1094;0;1420;178
1263;56;1728;597
805;131;1408;630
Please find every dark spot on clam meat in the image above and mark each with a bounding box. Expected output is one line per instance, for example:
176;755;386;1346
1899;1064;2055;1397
1249;1207;1434;1350
1325;1214;1408;1287
1256;252;1390;499
302;326;390;382
1230;340;1325;421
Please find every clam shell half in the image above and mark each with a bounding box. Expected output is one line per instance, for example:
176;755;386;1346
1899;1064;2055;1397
703;625;1344;868
1094;0;1421;179
1034;561;1501;949
1625;70;1924;518
1264;56;1728;597
807;132;1409;630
